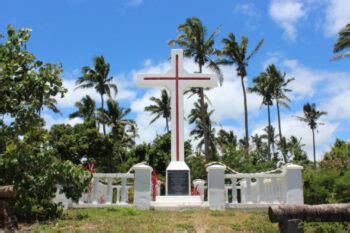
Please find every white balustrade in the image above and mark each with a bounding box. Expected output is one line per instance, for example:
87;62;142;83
54;173;135;208
221;164;304;208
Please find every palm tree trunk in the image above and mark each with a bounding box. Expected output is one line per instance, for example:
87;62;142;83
267;105;272;160
199;64;210;162
165;117;169;133
101;94;106;135
276;100;287;163
240;75;249;156
312;128;316;167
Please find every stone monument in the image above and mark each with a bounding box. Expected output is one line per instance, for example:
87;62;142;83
137;49;217;195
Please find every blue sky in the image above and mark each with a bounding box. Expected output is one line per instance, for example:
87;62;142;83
1;0;350;160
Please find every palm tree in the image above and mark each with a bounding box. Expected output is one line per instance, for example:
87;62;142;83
97;98;135;144
69;95;96;121
287;136;307;162
333;23;350;60
75;55;118;135
168;17;222;162
188;101;217;161
249;72;274;159
297;103;327;166
219;33;264;155
267;64;294;163
144;89;171;133
216;129;237;154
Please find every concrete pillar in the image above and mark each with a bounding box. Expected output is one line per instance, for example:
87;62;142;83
207;164;226;210
133;164;153;210
284;164;304;204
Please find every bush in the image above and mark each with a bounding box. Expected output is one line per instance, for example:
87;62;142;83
0;128;90;221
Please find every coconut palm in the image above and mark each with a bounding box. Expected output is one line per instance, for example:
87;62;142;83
75;55;118;135
69;95;96;121
97;98;135;145
249;72;274;159
216;129;238;154
144;89;171;133
219;32;264;155
168;17;222;162
267;64;294;163
188;101;217;161
287;136;307;162
297;103;327;166
333;23;350;60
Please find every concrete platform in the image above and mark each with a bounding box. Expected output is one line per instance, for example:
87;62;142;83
151;195;205;209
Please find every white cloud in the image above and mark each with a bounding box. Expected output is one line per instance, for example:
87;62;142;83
235;3;258;17
56;75;137;108
42;113;83;129
322;90;350;120
324;0;350;36
234;3;261;30
269;0;305;40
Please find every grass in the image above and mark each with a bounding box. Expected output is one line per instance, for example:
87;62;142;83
33;207;278;232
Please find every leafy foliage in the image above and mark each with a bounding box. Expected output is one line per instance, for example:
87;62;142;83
0;25;89;221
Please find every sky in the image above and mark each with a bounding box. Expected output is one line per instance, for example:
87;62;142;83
1;0;350;161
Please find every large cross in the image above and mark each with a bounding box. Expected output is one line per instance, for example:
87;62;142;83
137;49;218;162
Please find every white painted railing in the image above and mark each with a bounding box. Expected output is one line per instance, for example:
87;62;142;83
54;173;135;208
80;173;134;206
224;173;286;206
206;163;304;210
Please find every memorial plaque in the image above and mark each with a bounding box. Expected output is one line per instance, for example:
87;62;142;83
167;170;189;195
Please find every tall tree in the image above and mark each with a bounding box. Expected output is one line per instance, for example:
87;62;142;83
216;129;237;154
188;101;217;161
0;25;67;133
267;64;294;163
219;32;264;155
333;23;350;60
144;89;171;133
75;55;117;135
168;17;222;162
297;103;327;166
97;98;136;146
69;95;96;121
97;98;136;170
249;72;274;159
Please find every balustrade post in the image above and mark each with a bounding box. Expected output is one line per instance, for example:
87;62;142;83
92;177;99;204
207;164;226;210
231;178;237;204
106;177;113;204
284;164;304;204
116;186;121;204
271;178;279;204
257;177;264;204
120;177;128;204
133;164;153;210
246;178;252;204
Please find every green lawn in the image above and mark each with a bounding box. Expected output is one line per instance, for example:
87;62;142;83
32;207;349;233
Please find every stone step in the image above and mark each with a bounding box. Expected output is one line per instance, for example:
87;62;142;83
152;195;203;208
155;195;202;203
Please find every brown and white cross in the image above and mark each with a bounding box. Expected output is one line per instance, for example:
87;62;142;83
137;49;218;162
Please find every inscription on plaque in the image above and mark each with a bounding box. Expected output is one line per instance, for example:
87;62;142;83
167;170;189;195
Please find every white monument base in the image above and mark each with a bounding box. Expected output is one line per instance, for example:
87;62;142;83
166;161;191;196
152;195;203;209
